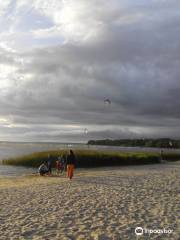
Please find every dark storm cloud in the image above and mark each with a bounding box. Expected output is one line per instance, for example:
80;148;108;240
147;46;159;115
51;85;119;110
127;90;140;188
1;0;180;141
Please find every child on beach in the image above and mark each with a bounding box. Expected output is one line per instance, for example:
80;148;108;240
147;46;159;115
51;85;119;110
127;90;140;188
56;157;62;175
56;155;66;174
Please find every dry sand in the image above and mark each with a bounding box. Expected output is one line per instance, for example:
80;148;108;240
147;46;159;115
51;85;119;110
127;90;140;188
0;162;179;240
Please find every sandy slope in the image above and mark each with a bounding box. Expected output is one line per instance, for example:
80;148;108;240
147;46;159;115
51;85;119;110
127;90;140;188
0;162;179;240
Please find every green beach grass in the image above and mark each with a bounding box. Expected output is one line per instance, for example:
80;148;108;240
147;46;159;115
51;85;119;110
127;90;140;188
2;150;180;168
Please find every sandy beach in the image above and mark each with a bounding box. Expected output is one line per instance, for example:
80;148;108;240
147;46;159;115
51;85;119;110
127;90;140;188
0;162;179;240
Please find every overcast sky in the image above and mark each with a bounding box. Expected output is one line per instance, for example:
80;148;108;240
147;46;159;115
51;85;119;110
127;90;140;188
0;0;180;142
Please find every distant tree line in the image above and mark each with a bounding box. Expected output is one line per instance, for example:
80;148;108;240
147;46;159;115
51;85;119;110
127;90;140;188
88;138;180;148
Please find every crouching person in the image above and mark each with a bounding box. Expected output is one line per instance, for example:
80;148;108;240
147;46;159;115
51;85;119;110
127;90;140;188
38;162;49;176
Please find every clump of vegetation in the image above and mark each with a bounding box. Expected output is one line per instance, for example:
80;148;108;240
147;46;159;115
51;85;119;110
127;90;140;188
2;149;180;168
2;149;161;168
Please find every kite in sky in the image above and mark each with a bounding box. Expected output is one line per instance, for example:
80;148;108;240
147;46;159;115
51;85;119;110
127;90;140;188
84;128;88;134
104;98;111;105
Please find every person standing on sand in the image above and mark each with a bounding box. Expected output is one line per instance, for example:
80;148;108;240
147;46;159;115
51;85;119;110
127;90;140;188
56;155;66;174
47;154;53;175
56;157;61;175
66;150;76;180
60;154;66;173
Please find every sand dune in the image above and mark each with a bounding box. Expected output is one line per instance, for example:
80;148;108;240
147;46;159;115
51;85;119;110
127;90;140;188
0;162;179;239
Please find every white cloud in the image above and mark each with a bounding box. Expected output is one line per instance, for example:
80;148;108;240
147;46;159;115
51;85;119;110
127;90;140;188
0;1;11;17
31;26;62;39
29;0;145;43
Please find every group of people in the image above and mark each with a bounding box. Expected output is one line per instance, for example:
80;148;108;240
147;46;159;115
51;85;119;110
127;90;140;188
38;150;76;180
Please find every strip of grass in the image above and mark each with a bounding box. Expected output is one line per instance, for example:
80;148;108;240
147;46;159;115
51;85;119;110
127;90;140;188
2;150;162;168
2;150;180;168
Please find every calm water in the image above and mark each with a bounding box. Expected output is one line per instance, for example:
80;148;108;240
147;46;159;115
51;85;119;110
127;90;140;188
0;142;180;177
0;165;35;178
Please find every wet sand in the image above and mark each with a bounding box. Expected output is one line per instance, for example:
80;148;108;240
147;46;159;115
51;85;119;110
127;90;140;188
0;162;179;240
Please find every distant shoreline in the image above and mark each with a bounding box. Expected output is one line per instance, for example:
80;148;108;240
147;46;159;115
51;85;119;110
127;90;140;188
88;138;180;148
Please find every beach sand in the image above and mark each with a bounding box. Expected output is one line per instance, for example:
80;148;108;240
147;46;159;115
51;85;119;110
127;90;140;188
0;162;179;240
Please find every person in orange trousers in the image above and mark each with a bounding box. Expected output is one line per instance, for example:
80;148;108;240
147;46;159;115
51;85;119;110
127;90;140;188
66;150;76;180
67;164;74;179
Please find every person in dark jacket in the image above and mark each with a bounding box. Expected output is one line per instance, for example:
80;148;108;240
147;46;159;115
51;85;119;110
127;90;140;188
47;154;53;175
66;150;76;179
